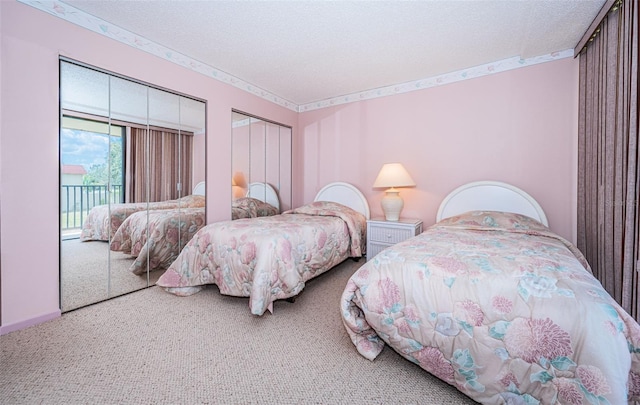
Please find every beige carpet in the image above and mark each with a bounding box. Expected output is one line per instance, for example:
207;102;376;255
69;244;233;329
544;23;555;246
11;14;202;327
1;259;477;404
61;238;162;311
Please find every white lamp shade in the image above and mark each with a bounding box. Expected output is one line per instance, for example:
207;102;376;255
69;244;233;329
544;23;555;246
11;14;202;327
373;163;415;221
373;163;416;188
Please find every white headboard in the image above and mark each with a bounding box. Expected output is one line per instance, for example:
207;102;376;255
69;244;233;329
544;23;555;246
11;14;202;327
246;182;281;212
314;182;370;219
436;180;548;226
192;181;206;196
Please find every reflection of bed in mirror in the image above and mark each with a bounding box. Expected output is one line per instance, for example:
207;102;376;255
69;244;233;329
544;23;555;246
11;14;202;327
61;181;206;311
110;182;278;275
80;181;206;242
232;182;280;219
157;182;370;316
110;207;205;274
341;181;640;404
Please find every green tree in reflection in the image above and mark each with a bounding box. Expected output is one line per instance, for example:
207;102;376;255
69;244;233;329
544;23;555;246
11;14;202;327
84;136;122;187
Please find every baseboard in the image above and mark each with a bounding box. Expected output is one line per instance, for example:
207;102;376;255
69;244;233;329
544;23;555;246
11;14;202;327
0;310;61;336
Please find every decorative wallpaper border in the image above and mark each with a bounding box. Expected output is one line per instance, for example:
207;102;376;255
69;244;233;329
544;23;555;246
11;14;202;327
20;0;574;113
19;0;298;112
298;50;574;112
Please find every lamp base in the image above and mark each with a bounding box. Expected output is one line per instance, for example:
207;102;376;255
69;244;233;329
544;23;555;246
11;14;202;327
381;189;403;221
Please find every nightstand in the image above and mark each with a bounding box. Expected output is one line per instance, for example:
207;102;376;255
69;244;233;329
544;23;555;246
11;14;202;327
366;217;423;261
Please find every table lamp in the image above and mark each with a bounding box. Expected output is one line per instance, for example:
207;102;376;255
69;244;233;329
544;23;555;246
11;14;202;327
232;172;247;199
373;163;416;221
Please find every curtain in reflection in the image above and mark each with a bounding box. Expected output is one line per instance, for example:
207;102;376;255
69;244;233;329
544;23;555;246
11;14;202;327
127;127;194;202
577;0;639;319
127;127;148;203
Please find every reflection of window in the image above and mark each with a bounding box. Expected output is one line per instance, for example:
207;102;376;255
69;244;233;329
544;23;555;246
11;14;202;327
60;115;126;232
61;115;125;199
60;58;206;211
61;114;194;204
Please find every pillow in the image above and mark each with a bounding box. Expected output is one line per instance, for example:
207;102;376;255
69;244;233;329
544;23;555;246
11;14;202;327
178;194;206;208
232;197;278;218
437;210;548;232
285;201;361;218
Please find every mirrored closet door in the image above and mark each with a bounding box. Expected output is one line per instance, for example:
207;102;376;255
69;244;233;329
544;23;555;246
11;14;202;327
231;111;292;218
60;59;206;312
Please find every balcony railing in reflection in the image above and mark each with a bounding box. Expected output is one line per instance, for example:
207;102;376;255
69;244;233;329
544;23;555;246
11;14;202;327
61;185;124;230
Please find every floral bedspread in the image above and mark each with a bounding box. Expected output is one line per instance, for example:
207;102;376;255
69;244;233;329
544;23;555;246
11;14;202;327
157;201;367;315
80;195;205;241
231;197;278;219
110;207;205;275
341;211;640;404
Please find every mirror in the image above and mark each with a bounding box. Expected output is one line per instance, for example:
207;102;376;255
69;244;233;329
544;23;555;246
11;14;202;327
231;111;292;219
59;59;206;312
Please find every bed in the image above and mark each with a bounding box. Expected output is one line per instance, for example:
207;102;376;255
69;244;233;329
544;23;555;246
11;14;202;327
341;180;640;404
157;181;370;315
110;183;280;274
80;181;206;242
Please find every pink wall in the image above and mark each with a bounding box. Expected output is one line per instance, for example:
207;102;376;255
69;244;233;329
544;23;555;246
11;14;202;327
297;58;579;242
0;1;297;334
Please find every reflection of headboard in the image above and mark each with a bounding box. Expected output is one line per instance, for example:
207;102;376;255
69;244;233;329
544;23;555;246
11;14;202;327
436;180;548;226
314;182;370;219
192;181;206;196
246;182;280;212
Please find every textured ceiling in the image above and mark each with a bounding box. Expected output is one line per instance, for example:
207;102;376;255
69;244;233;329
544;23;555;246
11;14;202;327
60;0;606;106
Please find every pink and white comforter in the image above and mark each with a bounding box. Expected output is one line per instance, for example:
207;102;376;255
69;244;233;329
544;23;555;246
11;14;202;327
80;194;205;242
157;201;366;315
341;211;640;404
110;207;205;275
